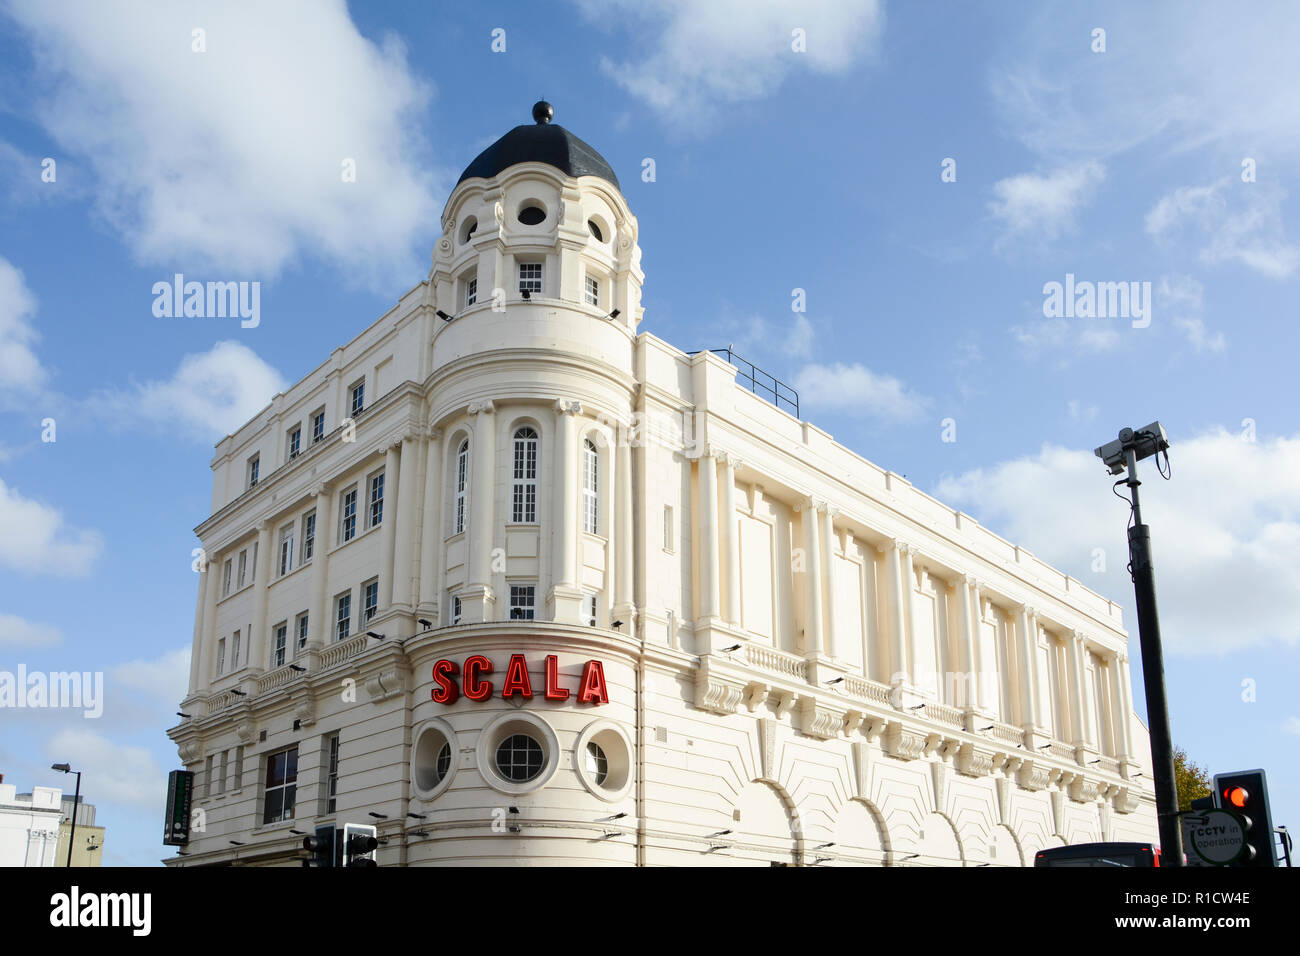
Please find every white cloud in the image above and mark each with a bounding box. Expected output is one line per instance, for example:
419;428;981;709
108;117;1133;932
793;362;928;424
0;613;62;648
1157;274;1226;353
0;479;102;576
0;256;48;392
110;648;190;705
786;313;814;360
6;0;440;289
1067;400;1098;425
578;0;884;129
47;728;165;811
1284;716;1300;736
1147;179;1300;279
991;3;1300;162
97;340;286;440
989;162;1105;248
1010;316;1121;355
934;429;1300;654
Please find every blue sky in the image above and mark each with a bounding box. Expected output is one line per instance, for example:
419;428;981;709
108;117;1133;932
0;0;1296;866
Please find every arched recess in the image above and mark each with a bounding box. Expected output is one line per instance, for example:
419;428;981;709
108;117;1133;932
988;823;1025;867
910;811;964;867
721;780;799;867
824;799;888;866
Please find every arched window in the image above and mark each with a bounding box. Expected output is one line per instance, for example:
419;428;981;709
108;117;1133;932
455;439;469;534
582;438;598;534
512;427;538;523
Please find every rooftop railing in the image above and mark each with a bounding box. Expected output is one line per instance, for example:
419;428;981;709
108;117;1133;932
693;345;799;418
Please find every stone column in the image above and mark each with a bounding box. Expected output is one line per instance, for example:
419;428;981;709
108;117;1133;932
798;498;823;656
1114;652;1137;770
309;484;334;649
248;521;272;673
885;539;908;689
901;543;919;685
417;428;444;618
548;399;585;623
379;441;401;610
719;453;741;627
465;400;496;621
1066;630;1088;750
696;448;720;623
391;434;419;611
956;574;977;713
198;547;221;692
818;504;838;659
1015;605;1043;737
188;559;209;693
613;432;635;627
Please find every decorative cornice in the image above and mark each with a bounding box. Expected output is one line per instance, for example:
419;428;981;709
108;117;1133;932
798;696;845;741
882;722;927;761
955;742;996;778
1016;760;1051;792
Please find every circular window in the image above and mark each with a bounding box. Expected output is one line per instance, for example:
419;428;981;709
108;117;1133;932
585;742;608;785
460;216;477;244
477;712;560;795
587;219;603;242
573;719;633;802
517;203;546;226
412;720;459;798
496;734;544;782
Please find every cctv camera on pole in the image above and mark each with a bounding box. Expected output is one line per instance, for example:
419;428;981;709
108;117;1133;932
1095;422;1182;866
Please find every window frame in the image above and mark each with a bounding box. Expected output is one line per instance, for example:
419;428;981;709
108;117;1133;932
272;622;288;668
508;584;536;621
247;454;260;489
363;578;379;623
262;745;299;826
340;486;358;543
582;438;599;534
295;612;309;653
287;425;301;461
584;274;600;307
511;426;539;524
326;734;340;815
518;261;543;295
222;559;232;597
454;439;469;535
311;408;326;444
367;471;385;529
278;523;295;577
336;592;352;641
301;511;316;564
349;380;365;416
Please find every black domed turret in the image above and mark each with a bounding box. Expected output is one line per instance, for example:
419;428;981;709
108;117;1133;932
457;102;619;190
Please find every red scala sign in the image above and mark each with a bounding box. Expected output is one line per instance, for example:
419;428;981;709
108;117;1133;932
431;654;608;705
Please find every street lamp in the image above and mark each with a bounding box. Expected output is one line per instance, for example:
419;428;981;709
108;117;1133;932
1094;421;1182;866
50;763;81;868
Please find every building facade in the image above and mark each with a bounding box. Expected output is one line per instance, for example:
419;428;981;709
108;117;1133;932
0;783;62;867
166;102;1158;866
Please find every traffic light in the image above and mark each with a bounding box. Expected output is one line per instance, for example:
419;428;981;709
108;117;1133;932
1213;769;1276;868
342;822;378;867
303;824;335;867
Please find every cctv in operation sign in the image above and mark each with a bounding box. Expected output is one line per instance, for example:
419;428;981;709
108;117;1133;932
1182;808;1249;866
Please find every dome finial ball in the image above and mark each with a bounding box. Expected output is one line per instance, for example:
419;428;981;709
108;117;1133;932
532;100;554;124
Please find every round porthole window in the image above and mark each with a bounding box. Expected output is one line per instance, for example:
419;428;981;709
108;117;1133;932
585;741;608;785
573;720;633;802
587;219;603;242
477;712;560;795
496;734;544;782
518;202;546;226
412;719;459;798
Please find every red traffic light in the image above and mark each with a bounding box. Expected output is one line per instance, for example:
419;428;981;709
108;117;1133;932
1224;786;1249;809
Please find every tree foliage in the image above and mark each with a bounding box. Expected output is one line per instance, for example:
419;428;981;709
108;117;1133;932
1174;745;1213;810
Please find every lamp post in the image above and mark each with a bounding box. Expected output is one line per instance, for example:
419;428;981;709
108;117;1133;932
51;763;81;868
1094;422;1182;866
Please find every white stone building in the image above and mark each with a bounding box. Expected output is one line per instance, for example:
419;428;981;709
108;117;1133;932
166;102;1158;867
0;782;63;867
